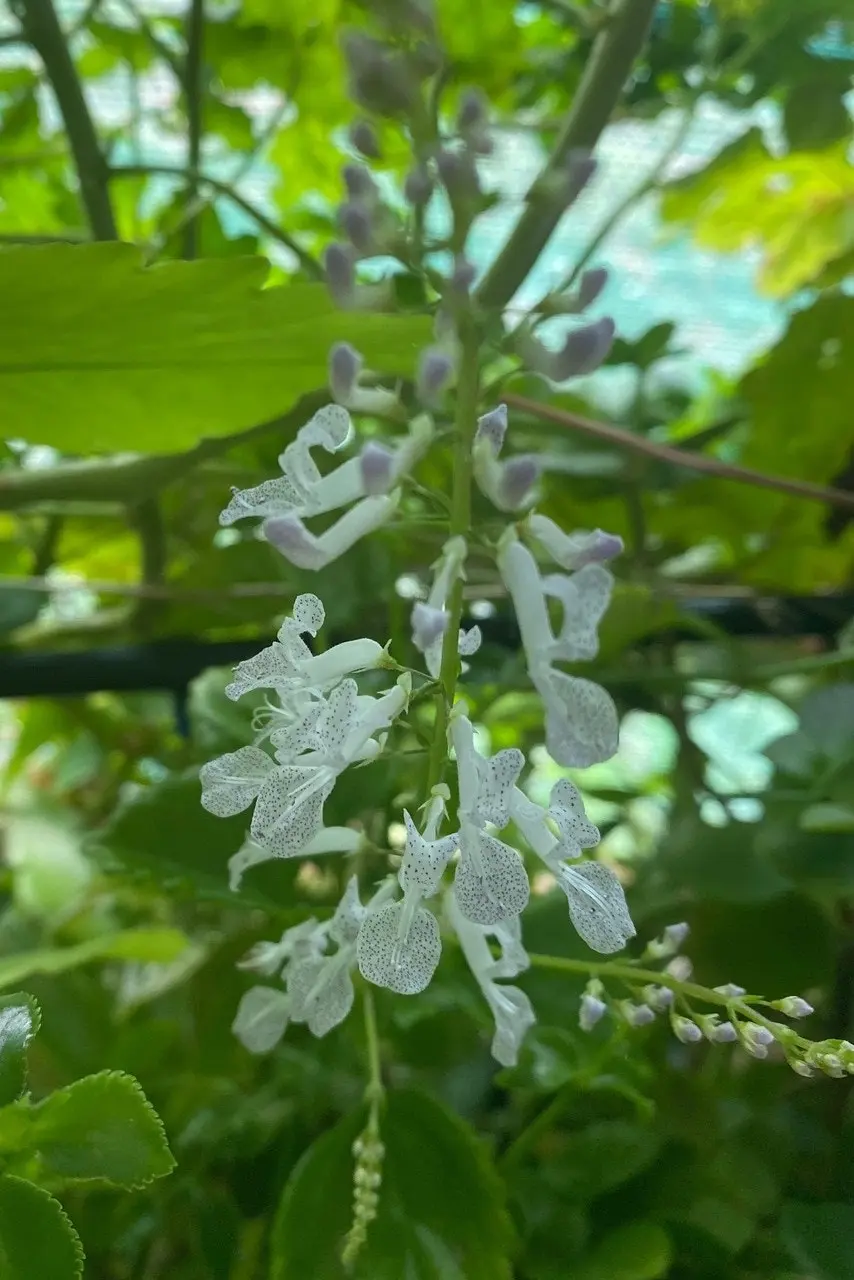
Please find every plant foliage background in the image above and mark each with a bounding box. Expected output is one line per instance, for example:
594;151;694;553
2;0;854;1277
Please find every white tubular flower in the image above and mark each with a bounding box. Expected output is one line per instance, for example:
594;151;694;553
472;403;539;513
447;889;535;1067
228;826;363;892
224;592;385;705
410;536;481;678
264;491;399;570
497;528;618;768
232;916;327;1053
220;404;357;526
510;780;635;954
524;514;623;571
451;711;529;926
357;787;457;995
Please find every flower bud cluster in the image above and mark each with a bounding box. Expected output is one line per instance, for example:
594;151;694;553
342;1130;385;1268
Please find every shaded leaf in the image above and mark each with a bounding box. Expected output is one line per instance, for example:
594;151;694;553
780;1201;854;1280
0;930;189;991
574;1221;672;1280
0;995;40;1106
0;1174;83;1280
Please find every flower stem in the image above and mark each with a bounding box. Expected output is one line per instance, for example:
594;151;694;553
362;984;384;1114
425;316;481;793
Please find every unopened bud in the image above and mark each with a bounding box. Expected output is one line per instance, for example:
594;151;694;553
672;1016;702;1044
642;984;674;1013
342;31;417;118
741;1023;774;1058
457;87;487;133
349;119;382;160
791;1058;814;1078
436;147;480;199
663;922;690;950
557;317;616;377
416;346;454;406
359;442;395;494
665;955;693;982
476;403;508;451
403;163;434;206
714;983;746;999
411;602;448;652
579;992;607;1032
498;455;540;510
329;341;363;402
343;163;379;204
338;201;374;254
577;266;609;310
711;1020;737;1043
450;255;476;295
324;242;356;306
621;1000;655;1028
772;996;814;1019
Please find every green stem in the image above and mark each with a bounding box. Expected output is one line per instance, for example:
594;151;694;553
475;0;657;310
21;0;117;239
425;318;481;792
362;984;384;1116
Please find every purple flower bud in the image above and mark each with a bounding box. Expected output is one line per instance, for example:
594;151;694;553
714;983;746;998
498;455;540;510
457;87;488;133
643;984;674;1013
475;403;508;451
403;163;434;206
342;31;416;118
416;346;454;406
556;317;616;378
450;255;476;295
579;992;607;1031
329;341;363;402
664;921;690;950
712;1021;738;1043
359;441;395;494
665;955;693;982
411;602;448;652
349;119;381;160
745;1024;774;1047
324;242;355;306
436;148;480;198
342;163;378;203
774;996;814;1019
577;266;608;310
338;201;374;254
622;1001;656;1028
573;530;624;567
673;1016;702;1044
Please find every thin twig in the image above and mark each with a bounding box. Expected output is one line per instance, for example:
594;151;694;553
475;0;658;310
181;0;204;259
20;0;117;239
110;163;322;277
504;390;854;513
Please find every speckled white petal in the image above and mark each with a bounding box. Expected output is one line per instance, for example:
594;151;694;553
316;679;359;755
558;860;636;954
219;475;306;527
400;810;458;897
200;747;274;817
488;913;530;980
232;986;291;1054
487;984;536;1067
474;747;525;828
292;593;325;634
454;832;530;926
250;766;333;855
458;624;482;658
357;900;441;994
330;876;366;946
547;778;600;861
536;668;619;768
287;954;356;1037
542;563;613;662
228;837;276;891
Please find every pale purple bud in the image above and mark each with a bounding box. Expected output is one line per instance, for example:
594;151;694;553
475;403;508;451
573;531;624;567
329;341;363;402
673;1016;702;1044
744;1024;774;1047
349;119;382;160
622;1001;655;1028
556;317;616;377
577;266;608;310
342;32;416;118
411;602;448;651
774;996;814;1019
714;983;746;998
712;1021;738;1043
450;256;476;295
817;1053;845;1077
665;955;693;982
436;148;480;198
642;984;674;1013
416;346;454;406
792;1058;814;1078
457;87;487;133
342;163;378;203
324;242;355;305
664;922;690;949
498;455;540;510
359;441;395;494
403;163;434;206
579;992;607;1032
338;201;374;254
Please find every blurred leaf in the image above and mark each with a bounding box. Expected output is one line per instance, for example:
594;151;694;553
547;1122;661;1199
0;1175;83;1280
0;929;189;990
0;586;41;635
0;243;431;452
6;1071;175;1188
0;995;40;1107
780;1201;854;1279
573;1221;672;1280
605;323;679;370
798;684;854;759
800;802;854;832
271;1089;515;1279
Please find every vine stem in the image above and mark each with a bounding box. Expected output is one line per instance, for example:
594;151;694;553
425;317;481;793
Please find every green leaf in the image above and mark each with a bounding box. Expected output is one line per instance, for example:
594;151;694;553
0;928;189;990
780;1201;854;1280
800;802;854;833
7;1071;174;1188
0;995;40;1106
0;1174;83;1280
573;1221;672;1280
798;684;854;760
545;1122;661;1199
271;1090;515;1279
0;243;431;453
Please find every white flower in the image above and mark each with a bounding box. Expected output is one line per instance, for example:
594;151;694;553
357;788;457;994
410;536;480;678
227;826;363;892
509;779;635;954
472;403;539;512
447;889;535;1067
451;711;529;925
263;492;399;570
224;592;385;706
201;674;410;858
524;514;623;570
497;528;618;767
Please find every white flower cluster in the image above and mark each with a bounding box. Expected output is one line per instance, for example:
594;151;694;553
202;399;636;1067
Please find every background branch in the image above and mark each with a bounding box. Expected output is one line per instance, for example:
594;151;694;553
181;0;205;260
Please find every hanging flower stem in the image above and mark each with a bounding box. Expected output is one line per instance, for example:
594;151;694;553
425;315;481;794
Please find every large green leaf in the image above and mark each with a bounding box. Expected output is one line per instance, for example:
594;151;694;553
780;1202;854;1280
0;995;40;1107
1;1071;174;1188
270;1090;515;1279
0;243;431;453
0;1175;83;1280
